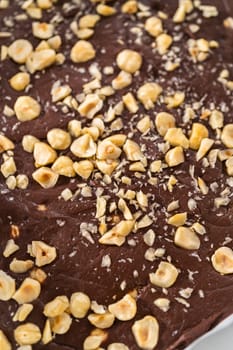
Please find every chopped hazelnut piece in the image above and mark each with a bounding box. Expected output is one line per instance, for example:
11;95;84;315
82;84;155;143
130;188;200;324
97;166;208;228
167;212;187;227
108;294;136;321
211;247;233;275
175;227;201;250
70;40;96;63
0;270;16;301
137;83;162;110
97;4;116;16
0;134;14;153
22;135;39;153
29;241;57;267
1;157;16;178
156;33;173;55
123;139;144;161
52;156;75;177
122;92;138;113
47;35;62;51
149;261;179;288
14;96;41;122
26;49;56;73
37;0;53;9
32;22;54;39
96;159;119;175
88;312;115;329
196;138;214;161
51;313;72;335
154;298;170;312
150;160;162;173
16;174;29;189
189;123;209;150
145;16;163;37
164;128;189;149
79;14;100;29
165;92;185;109
42;319;52;345
71;134;97;158
97;140;122;160
78;94;103;119
44;296;69;318
73;160;94;179
68;120;82;138
13;278;41;304
8;39;33;64
165;146;184;167
209;110;224;130
99;220;135;246
221;124;233;148
30;268;47;284
51;85;72;103
112;71;132;90
14;323;41;346
10;259;34;274
33;142;57;167
155;112;176;136
132;315;159;349
121;0;138;14
137;115;151;134
226;157;233;176
32;167;59;188
0;330;12;350
83;330;107;350
108;343;129;350
116;49;142;73
70;292;91;318
9;72;30;91
13;304;33;322
3;239;19;258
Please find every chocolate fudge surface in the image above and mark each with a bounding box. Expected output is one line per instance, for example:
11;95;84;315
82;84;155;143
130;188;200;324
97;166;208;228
0;0;233;349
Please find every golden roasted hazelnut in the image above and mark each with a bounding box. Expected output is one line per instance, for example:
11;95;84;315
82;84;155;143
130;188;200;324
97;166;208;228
0;134;14;153
122;92;138;113
16;174;29;189
26;49;56;73
32;22;54;39
52;156;75;177
83;330;107;350
123;139;144;161
29;241;57;267
156;33;173;55
71;134;97;158
150;160;162;173
13;278;41;304
73;160;94;179
1;157;17;178
211;247;233;275
68;120;82;137
14;96;41;122
9;72;30;91
164;128;189;149
51;84;72;103
10;259;34;274
0;330;12;350
33;142;57;167
167;212;187;227
97;4;116;16
132;315;159;349
82;126;100;141
121;0;138;14
174;226;200;250
209;110;224;129
36;40;50;51
112;71;132;90
221;124;233;148
78;94;103;119
30;268;47;284
88;312;115;329
189;123;209;150
0;270;15;301
145;16;163;37
79;14;100;29
70;292;91;318
14;323;41;346
44;296;69;318
165;91;185;109
99;220;135;246
37;0;53;9
137;115;151;134
154;298;170;312
96;159;119;175
47;35;62;51
137;83;162;110
3;239;19;258
165;146;184;167
42;319;52;345
196;138;214;161
155;112;175;136
50;313;72;335
108;294;136;321
108;344;129;350
8;39;33;64
116;49;142;73
22;135;39;153
149;261;179;288
97;140;122;160
47;128;71;150
226;157;233;176
13;304;33;322
6;175;17;190
70;40;96;63
32;167;59;188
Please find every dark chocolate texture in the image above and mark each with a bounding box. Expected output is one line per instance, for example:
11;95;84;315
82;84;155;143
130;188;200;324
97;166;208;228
0;0;233;349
